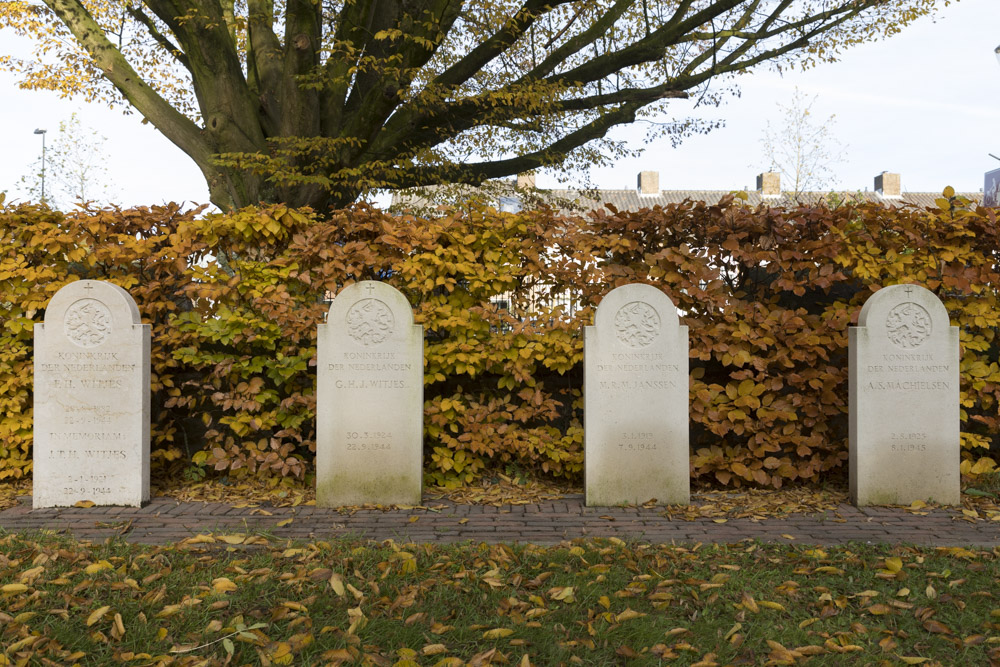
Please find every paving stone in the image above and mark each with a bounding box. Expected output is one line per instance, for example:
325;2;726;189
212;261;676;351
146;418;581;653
2;496;998;547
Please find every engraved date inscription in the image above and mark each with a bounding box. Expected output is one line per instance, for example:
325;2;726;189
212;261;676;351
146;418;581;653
345;431;392;451
617;431;658;451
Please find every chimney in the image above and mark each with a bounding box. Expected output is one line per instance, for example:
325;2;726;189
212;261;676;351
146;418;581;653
756;171;781;198
875;171;901;198
516;172;536;189
637;171;659;196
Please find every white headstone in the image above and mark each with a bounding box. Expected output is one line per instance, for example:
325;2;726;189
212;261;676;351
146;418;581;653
585;284;689;506
316;281;423;506
33;280;150;508
850;284;960;505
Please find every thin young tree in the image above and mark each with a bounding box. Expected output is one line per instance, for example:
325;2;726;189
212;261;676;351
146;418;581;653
19;113;118;209
759;87;847;197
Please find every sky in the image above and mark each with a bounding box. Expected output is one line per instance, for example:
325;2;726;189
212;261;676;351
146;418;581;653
0;0;997;209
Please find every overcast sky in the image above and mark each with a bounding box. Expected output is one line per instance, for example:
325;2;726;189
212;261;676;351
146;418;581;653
0;0;997;209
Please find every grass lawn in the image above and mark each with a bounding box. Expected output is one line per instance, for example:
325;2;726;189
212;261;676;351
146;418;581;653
1;532;998;666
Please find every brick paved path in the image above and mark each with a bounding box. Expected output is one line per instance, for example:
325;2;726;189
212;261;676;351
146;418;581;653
3;494;999;547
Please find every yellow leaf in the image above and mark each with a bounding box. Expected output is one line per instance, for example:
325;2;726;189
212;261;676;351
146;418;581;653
896;657;932;665
155;604;183;619
884;557;903;573
74;500;96;508
598;595;611;609
277;518;294;527
758;600;786;612
550;586;576;603
269;641;293;665
615;608;646;622
19;566;44;584
422;644;448;656
2;583;29;594
216;535;246;545
330;574;345;596
212;577;237;594
483;628;514;639
85;560;113;575
87;606;112;627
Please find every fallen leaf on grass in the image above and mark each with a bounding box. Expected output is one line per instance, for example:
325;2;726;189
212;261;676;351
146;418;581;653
212;577;237;593
549;586;576;603
86;606;111;627
422;643;447;655
84;560;113;575
615;608;646;622
483;628;514;639
867;603;893;615
923;620;952;635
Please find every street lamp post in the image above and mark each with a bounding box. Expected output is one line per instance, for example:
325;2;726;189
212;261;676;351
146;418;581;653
33;128;47;203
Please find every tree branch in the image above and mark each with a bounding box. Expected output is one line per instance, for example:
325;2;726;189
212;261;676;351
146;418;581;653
126;5;190;70
39;0;210;168
395;101;645;187
430;0;573;89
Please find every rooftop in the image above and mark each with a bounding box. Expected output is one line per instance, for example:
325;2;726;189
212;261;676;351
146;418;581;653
391;170;984;214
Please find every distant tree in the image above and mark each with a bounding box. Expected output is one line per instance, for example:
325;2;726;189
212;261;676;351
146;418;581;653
20;113;117;208
758;87;847;197
2;0;944;211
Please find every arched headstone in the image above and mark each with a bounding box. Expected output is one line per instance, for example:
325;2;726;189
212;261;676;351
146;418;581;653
850;284;960;505
316;281;423;506
33;280;150;508
585;284;689;506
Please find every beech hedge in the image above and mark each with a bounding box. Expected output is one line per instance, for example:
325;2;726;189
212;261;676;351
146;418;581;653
0;191;997;488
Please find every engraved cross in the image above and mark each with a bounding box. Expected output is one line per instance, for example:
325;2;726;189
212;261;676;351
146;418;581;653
364;283;376;294
904;285;914;296
83;282;93;292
